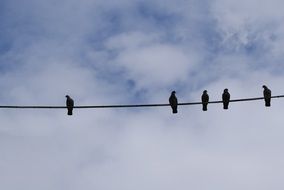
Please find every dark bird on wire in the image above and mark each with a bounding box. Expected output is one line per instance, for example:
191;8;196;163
169;91;178;114
263;85;271;107
65;95;74;115
222;88;230;110
201;90;209;111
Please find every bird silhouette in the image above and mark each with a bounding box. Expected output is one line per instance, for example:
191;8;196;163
65;95;74;115
169;91;178;114
222;89;230;109
263;85;271;107
201;90;209;111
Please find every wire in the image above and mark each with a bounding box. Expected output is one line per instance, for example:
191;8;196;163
0;95;283;109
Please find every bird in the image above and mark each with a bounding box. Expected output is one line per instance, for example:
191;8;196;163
65;95;74;115
263;85;271;107
201;90;209;111
222;89;230;109
169;91;178;114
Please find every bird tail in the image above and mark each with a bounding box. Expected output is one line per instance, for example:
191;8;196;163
202;104;207;111
68;109;73;115
172;108;178;114
265;99;271;107
223;103;229;109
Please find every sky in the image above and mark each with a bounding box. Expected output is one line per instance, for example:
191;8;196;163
1;0;284;189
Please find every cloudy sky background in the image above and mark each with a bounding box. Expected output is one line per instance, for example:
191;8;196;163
1;0;284;189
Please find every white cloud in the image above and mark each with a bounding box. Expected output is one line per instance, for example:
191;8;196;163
1;0;284;189
115;44;195;89
211;0;284;53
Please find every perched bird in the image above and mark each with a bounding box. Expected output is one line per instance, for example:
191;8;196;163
65;95;74;115
169;91;178;114
222;89;230;109
201;90;209;111
263;85;271;107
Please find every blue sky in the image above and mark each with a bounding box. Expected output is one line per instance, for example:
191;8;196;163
1;0;284;189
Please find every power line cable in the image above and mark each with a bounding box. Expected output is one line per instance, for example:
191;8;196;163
0;95;283;109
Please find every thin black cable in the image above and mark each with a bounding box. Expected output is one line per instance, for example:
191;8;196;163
0;95;283;109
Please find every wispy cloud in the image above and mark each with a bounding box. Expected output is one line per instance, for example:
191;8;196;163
1;0;284;189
